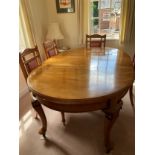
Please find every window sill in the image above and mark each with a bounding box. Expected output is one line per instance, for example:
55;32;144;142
106;38;119;40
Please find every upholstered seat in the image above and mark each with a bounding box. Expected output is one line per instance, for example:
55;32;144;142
19;46;41;77
86;34;106;48
43;40;59;58
19;45;65;125
19;46;42;118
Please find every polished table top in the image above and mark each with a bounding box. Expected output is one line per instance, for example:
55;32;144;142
27;47;134;104
27;47;134;153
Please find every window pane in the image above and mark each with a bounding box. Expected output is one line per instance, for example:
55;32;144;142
89;0;122;39
93;1;99;17
101;0;110;8
90;18;99;33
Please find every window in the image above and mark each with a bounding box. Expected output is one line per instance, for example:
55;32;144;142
90;0;121;39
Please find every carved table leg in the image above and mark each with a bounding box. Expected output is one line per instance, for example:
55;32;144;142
129;85;134;108
103;99;123;153
35;113;38;119
61;112;66;126
104;110;120;153
31;100;47;138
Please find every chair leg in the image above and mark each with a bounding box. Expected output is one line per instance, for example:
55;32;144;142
61;112;66;126
129;85;134;108
35;112;39;119
33;108;39;119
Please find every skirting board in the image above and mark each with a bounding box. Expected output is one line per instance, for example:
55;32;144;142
19;86;29;98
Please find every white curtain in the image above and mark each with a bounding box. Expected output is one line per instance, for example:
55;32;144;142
19;0;35;51
77;0;90;46
119;0;135;54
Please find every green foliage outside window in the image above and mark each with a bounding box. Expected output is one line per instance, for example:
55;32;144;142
93;19;99;26
93;1;99;17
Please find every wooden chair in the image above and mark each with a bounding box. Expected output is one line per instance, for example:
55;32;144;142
43;40;66;125
19;46;66;125
19;46;42;119
86;34;106;48
43;40;59;59
129;54;135;109
19;46;41;79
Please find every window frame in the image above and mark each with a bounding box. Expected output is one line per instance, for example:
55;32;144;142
89;0;121;40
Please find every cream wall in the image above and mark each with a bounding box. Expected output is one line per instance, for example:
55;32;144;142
25;0;80;55
46;0;79;49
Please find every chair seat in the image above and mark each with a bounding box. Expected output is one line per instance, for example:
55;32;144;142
90;41;102;47
86;34;106;48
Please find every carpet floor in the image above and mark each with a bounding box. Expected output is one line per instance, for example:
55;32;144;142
19;91;135;155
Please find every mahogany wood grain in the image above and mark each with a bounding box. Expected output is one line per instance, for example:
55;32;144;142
27;47;134;153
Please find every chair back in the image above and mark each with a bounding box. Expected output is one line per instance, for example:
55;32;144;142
43;40;58;58
86;34;106;48
19;46;41;80
132;54;135;70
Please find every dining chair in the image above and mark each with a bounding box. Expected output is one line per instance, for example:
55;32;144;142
129;54;135;109
19;46;42;119
43;40;59;59
19;46;66;126
19;46;42;78
43;40;66;125
86;34;106;48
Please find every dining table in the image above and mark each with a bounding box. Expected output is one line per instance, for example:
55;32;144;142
27;47;134;153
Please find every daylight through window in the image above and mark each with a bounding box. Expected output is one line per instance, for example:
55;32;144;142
90;0;121;39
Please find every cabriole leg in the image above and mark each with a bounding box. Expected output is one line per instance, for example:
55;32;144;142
31;100;47;138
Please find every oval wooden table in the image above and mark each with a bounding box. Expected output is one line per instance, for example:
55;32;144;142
27;47;134;153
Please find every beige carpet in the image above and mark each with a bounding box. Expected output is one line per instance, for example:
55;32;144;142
19;92;135;155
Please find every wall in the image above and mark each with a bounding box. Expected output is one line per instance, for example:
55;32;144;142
46;0;79;49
